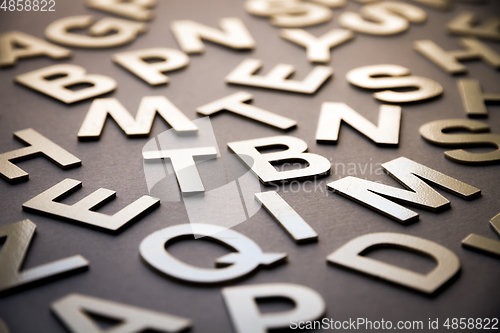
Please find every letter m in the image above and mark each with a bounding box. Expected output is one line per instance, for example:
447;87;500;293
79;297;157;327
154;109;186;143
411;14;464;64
327;157;480;223
78;96;197;139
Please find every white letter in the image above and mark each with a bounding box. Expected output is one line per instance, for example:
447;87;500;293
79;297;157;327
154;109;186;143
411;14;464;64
22;179;160;232
0;219;88;293
86;0;157;21
458;79;500;117
78;96;197;139
255;191;318;243
15;64;117;104
413;38;500;74
196;91;297;130
346;64;442;103
228;135;331;185
447;12;500;42
462;213;500;257
113;48;189;85
280;28;354;63
140;224;286;283
327;157;480;223
419;118;500;165
340;2;426;35
245;0;332;27
223;283;325;333
143;147;217;194
327;232;460;293
316;102;401;145
171;17;255;54
0;128;81;183
0;31;70;67
52;293;191;333
226;58;333;94
45;15;146;48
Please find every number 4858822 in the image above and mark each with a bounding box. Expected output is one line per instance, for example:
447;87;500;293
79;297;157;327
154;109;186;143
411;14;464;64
1;0;55;11
443;318;498;330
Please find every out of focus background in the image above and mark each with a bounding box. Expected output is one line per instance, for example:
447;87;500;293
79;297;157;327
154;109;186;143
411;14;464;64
0;0;499;332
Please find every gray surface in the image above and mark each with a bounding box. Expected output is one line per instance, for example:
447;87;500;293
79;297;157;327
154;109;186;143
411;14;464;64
1;0;500;332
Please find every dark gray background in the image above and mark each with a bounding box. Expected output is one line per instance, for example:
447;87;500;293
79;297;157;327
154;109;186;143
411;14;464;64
0;0;499;332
